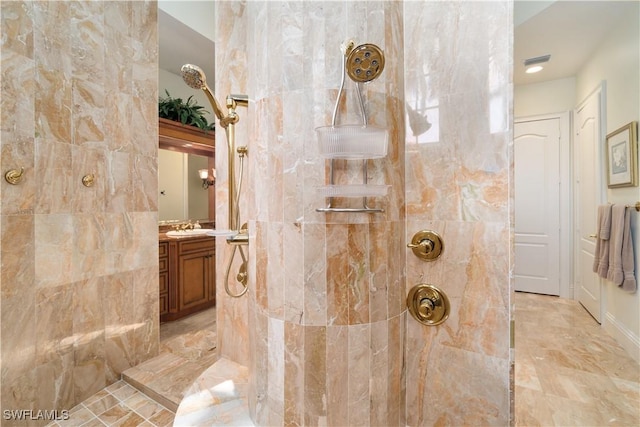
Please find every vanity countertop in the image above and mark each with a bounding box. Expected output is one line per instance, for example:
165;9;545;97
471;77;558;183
159;231;216;242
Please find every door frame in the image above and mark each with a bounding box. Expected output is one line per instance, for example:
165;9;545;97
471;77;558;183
514;112;573;298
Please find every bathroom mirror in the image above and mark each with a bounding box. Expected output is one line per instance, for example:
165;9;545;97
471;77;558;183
158;3;216;224
158;148;214;222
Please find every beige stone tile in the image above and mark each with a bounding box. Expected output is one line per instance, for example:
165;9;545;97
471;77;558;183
124;392;168;420
56;406;94;427
97;403;131;425
148;408;175;427
515;292;640;426
78;418;106;427
80;390;109;407
110;411;145;427
109;384;138;402
85;394;119;417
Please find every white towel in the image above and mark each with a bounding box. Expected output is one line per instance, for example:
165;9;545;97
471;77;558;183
593;204;612;279
606;204;637;292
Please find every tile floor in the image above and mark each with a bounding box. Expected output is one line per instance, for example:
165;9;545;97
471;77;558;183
47;308;217;427
514;292;640;426
45;295;640;426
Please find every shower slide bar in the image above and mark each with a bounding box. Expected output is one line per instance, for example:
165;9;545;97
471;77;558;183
181;64;249;298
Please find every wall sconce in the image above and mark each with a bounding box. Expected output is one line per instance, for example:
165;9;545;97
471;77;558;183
199;168;216;189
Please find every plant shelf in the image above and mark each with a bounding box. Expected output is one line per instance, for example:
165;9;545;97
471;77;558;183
159;118;215;156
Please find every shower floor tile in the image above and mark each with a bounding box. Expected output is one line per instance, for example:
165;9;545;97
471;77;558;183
47;307;217;427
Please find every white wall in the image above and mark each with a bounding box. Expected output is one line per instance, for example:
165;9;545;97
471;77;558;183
514;76;576;118
158;0;215;41
576;5;640;361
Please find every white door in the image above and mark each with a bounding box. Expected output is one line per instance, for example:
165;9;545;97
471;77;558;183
514;118;561;295
575;88;604;323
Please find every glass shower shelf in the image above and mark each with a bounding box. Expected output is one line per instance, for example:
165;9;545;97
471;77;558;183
317;184;390;198
205;230;239;237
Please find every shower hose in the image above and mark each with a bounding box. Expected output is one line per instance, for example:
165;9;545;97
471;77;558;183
224;143;248;298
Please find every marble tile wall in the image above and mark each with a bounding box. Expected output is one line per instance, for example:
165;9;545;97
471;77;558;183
216;1;408;425
216;1;512;425
214;0;251;367
403;1;512;425
0;1;159;423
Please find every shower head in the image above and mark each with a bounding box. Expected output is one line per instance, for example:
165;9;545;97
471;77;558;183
180;63;225;122
346;43;385;83
181;63;207;89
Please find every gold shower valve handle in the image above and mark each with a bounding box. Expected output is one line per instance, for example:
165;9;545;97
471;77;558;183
407;238;434;253
407;284;450;326
407;230;443;261
418;297;435;319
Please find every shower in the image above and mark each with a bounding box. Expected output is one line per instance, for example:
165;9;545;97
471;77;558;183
181;63;250;298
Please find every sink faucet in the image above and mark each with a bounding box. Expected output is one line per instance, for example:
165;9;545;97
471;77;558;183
173;221;194;231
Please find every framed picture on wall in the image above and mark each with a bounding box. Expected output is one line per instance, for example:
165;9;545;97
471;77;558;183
606;121;638;188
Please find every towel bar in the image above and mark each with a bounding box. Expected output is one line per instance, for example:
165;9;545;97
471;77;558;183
625;202;640;212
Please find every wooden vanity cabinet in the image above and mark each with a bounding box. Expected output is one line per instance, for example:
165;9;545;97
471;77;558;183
160;236;216;322
159;242;170;316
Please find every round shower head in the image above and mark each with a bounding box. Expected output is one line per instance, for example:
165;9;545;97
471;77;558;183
181;64;207;90
346;43;385;83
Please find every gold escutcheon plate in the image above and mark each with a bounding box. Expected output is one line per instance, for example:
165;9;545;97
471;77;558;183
407;283;450;326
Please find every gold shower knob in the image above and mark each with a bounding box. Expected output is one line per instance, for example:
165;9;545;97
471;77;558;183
407;230;443;261
407;284;450;326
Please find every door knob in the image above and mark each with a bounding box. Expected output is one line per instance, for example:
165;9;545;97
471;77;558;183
407;230;444;261
407;283;450;326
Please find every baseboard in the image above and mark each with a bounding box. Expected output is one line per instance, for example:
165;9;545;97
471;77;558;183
603;312;640;363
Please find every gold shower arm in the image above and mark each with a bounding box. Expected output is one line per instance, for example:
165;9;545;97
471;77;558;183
201;86;226;123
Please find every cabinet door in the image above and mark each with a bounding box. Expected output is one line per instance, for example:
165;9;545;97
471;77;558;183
159;242;170;316
178;250;214;311
159;290;168;315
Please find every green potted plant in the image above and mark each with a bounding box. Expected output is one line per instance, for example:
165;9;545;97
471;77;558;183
158;89;215;150
158;89;215;132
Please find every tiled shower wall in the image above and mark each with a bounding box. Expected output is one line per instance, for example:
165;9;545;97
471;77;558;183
216;0;512;425
403;2;512;425
0;0;159;421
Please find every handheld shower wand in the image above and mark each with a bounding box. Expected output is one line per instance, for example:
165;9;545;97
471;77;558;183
181;64;226;124
181;64;250;298
180;64;248;232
